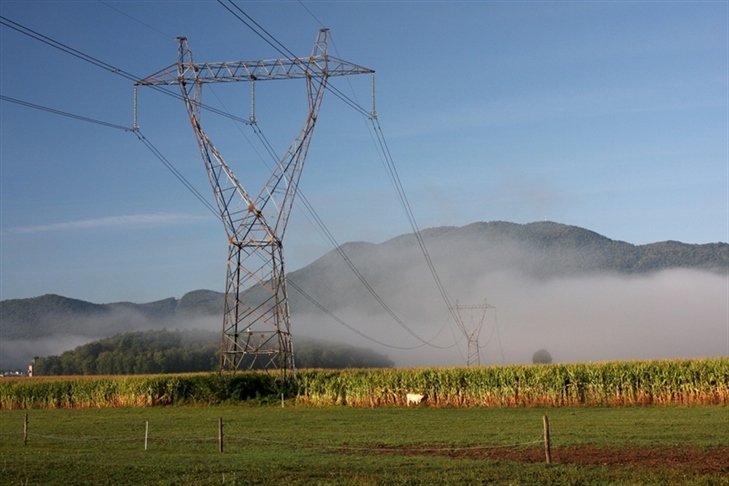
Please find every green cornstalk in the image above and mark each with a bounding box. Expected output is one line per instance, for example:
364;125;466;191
1;358;727;409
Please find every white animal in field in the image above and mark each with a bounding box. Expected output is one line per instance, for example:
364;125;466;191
406;393;425;406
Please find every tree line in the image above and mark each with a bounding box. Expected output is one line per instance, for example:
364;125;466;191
31;329;394;375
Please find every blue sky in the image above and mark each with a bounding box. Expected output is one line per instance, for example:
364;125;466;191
1;0;727;304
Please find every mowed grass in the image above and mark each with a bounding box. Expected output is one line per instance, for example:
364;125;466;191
1;405;727;485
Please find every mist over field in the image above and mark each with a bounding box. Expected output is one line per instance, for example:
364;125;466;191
2;222;727;370
287;223;728;367
0;335;93;372
0;306;221;370
291;269;727;368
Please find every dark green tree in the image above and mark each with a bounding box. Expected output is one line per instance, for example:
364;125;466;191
532;349;553;364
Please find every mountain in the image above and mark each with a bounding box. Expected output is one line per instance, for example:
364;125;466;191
0;291;225;370
283;221;728;315
2;221;727;369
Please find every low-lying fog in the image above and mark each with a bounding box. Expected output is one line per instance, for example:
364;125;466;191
292;268;727;367
3;241;727;370
0;315;220;371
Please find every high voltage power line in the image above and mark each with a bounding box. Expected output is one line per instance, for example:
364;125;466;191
226;77;451;347
217;0;469;340
0;87;447;352
216;0;376;119
0;15;252;126
0;92;223;222
0;95;132;132
0;9;474;354
204;0;462;350
0;25;444;354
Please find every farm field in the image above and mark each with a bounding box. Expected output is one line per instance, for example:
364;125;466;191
1;405;728;485
4;358;728;409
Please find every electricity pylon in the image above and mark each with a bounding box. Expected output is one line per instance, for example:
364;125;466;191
137;29;374;374
452;300;494;366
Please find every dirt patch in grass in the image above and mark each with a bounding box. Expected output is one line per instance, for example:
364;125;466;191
367;444;729;474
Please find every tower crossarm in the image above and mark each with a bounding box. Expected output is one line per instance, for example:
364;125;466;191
454;304;495;310
136;54;373;86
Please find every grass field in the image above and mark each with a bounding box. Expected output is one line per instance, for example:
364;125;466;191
1;405;727;485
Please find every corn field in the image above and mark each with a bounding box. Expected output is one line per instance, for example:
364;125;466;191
0;373;285;409
296;358;729;407
1;358;727;409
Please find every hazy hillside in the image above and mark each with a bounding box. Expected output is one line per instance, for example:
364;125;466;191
2;221;727;370
0;291;224;370
284;221;728;366
284;221;728;315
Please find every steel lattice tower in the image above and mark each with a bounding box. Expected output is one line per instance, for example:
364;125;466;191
137;29;373;374
452;301;494;366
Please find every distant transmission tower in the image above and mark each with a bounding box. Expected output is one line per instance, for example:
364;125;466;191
137;29;374;374
452;300;494;366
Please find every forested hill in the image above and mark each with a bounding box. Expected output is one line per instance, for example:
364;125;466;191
0;290;224;341
282;221;728;316
368;221;727;275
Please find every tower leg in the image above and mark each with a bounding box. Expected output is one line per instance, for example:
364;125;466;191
219;240;294;375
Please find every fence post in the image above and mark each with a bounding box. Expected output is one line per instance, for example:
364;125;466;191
145;421;149;451
23;413;28;446
543;415;551;464
218;417;224;453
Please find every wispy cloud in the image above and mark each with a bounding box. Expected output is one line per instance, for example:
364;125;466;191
5;213;208;235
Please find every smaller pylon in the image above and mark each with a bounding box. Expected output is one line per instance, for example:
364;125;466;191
452;300;494;366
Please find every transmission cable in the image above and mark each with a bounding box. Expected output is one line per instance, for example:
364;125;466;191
370;118;466;335
0;15;252;125
0;95;132;132
96;0;175;40
245;99;452;347
287;279;431;350
218;0;373;118
217;1;462;347
336;27;468;336
0;94;221;222
292;4;467;337
133;130;222;220
5;7;431;351
237;121;447;349
1;9;454;351
297;0;325;28
247;105;452;348
295;191;454;349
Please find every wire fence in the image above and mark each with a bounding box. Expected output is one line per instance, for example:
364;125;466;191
0;420;547;458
